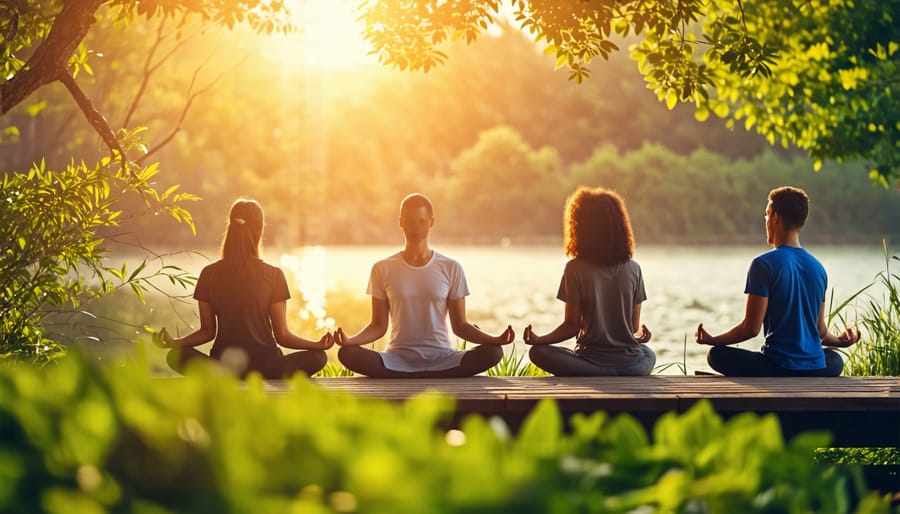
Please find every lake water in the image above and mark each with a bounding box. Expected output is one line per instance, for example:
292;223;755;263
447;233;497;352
256;242;891;374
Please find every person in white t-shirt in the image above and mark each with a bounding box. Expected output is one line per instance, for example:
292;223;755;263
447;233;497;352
334;193;514;377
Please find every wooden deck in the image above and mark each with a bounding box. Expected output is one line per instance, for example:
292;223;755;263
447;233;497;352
280;376;900;447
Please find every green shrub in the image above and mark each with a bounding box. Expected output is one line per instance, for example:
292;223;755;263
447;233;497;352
0;351;890;513
0;151;197;365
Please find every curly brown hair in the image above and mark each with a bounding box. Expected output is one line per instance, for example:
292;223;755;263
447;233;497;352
564;187;634;266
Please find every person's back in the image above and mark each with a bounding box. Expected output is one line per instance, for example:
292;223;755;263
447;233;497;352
524;187;655;376
564;257;646;362
750;246;827;369
158;199;331;378
197;259;286;360
695;186;859;376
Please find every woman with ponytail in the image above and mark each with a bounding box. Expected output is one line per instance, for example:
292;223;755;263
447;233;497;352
159;199;332;378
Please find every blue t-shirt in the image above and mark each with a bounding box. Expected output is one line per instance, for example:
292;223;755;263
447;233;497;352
744;246;827;370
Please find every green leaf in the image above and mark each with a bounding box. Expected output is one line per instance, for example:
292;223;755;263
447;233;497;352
514;398;561;456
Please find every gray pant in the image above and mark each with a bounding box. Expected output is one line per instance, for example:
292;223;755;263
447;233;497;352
529;344;656;376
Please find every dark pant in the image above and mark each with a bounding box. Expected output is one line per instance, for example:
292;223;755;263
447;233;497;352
529;344;656;376
707;346;844;377
337;345;503;378
167;346;328;379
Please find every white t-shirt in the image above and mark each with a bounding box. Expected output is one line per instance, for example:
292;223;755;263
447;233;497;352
367;251;469;371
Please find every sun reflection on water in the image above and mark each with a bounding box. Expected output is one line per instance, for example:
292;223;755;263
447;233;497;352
280;247;335;331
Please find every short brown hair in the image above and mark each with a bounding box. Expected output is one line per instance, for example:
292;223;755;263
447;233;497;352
769;186;809;230
564;187;634;266
399;193;434;217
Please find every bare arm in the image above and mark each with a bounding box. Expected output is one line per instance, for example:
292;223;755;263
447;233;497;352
523;301;580;345
632;303;652;344
448;297;514;345
161;301;216;347
334;297;389;346
270;301;333;350
696;294;767;346
817;302;861;347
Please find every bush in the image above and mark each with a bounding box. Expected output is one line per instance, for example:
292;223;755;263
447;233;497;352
0;351;890;513
0;153;197;364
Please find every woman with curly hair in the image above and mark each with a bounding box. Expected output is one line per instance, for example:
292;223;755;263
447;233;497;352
523;187;655;376
158;199;332;379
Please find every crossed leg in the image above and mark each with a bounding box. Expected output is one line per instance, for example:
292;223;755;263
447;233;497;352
337;345;503;378
167;347;328;379
707;346;844;376
528;345;656;376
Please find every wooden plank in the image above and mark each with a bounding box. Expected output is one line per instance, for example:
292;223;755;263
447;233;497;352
301;376;900;409
291;376;900;446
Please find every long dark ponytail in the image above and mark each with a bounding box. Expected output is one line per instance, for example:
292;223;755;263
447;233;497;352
221;199;264;277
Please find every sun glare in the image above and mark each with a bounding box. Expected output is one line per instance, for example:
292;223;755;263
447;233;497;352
267;0;375;71
281;248;335;331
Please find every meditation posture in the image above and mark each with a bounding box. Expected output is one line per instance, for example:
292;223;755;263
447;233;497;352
334;193;514;377
523;187;655;376
695;186;860;376
159;199;332;378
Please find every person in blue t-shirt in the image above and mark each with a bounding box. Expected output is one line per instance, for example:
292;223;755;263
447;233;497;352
695;186;860;376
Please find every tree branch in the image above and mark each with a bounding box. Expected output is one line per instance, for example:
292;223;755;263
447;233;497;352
58;72;126;162
138;52;250;164
121;16;168;129
0;0;105;114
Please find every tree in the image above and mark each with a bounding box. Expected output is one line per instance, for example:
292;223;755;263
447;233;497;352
0;1;292;363
1;0;291;159
358;0;900;185
446;126;563;240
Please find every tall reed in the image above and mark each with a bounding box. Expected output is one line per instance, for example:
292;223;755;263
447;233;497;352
834;240;900;376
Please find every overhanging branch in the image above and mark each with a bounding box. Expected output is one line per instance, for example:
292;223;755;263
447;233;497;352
0;0;105;114
58;72;125;162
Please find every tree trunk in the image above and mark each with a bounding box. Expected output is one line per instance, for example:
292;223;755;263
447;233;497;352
0;0;106;114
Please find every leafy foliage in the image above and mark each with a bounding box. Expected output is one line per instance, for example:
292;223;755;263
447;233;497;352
448;126;563;239
486;347;549;376
0;141;198;364
838;241;900;377
359;1;900;183
0;352;890;513
0;0;293;79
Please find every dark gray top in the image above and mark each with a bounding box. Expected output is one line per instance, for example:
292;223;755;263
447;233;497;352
557;257;647;364
194;259;290;360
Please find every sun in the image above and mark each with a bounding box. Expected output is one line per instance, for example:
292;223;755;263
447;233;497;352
267;0;376;71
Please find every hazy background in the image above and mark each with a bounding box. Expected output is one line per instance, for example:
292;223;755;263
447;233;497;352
1;0;897;250
5;1;897;371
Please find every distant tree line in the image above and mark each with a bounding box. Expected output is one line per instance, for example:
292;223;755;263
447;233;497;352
422;129;900;245
2;13;894;249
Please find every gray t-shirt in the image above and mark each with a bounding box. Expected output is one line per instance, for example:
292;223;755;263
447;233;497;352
557;257;647;363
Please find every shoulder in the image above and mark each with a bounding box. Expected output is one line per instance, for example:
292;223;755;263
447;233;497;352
372;252;402;269
258;260;285;276
623;258;642;272
797;247;825;266
369;253;403;279
432;252;467;280
797;248;827;280
564;257;584;272
199;260;225;277
751;248;780;267
432;251;462;268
